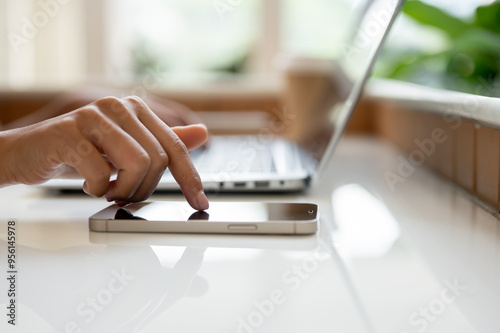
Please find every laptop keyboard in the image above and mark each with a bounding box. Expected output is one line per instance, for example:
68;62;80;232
190;136;277;174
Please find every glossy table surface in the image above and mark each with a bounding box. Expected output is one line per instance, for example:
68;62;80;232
0;137;498;333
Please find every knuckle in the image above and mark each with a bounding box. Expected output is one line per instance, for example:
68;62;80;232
123;95;149;117
130;151;151;174
124;95;145;106
151;149;169;172
76;105;105;123
95;96;122;108
95;96;131;119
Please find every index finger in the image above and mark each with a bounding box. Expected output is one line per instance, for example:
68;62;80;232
126;97;209;211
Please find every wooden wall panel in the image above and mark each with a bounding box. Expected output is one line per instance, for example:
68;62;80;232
454;119;476;193
475;125;500;211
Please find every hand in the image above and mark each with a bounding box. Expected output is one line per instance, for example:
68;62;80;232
0;96;209;210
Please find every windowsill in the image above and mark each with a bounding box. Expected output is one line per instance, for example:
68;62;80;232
0;73;284;99
366;78;500;129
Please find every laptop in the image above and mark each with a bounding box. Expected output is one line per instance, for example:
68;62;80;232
42;0;404;193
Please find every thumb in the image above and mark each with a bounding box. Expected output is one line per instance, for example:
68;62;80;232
171;124;208;151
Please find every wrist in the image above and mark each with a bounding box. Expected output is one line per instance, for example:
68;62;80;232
0;128;29;187
0;130;16;186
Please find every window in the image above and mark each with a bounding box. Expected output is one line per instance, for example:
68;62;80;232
107;0;261;78
0;0;354;89
1;0;87;88
3;0;496;96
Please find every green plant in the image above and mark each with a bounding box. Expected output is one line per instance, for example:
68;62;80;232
378;0;500;97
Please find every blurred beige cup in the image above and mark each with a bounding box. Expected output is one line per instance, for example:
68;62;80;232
276;54;351;145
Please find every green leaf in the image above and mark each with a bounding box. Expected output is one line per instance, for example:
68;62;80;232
475;2;500;34
402;0;470;37
451;28;500;56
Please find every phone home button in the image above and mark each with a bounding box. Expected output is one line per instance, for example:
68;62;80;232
227;224;258;231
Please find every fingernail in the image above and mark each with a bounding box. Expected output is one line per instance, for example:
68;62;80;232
195;190;209;211
105;188;117;202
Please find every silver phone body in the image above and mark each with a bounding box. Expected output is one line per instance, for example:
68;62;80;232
89;201;318;235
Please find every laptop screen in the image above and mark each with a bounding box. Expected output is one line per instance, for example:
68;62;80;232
287;0;404;184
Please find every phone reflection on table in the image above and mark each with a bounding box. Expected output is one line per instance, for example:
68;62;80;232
8;240;207;332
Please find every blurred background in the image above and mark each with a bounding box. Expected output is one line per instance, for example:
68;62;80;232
0;0;499;96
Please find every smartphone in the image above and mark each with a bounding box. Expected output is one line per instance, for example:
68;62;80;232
89;201;318;235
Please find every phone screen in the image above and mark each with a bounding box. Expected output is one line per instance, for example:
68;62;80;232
114;202;316;223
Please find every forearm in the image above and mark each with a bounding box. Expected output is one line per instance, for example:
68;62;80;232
4;93;87;130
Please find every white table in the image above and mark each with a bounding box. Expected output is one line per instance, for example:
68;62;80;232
0;137;498;333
